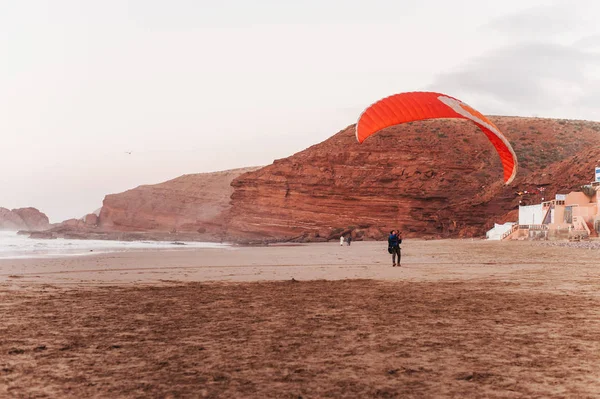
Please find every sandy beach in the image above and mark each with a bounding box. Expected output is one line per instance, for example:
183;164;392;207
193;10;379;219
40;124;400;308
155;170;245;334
2;240;600;398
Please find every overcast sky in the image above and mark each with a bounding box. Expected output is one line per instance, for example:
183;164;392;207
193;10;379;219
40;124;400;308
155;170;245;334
2;0;599;222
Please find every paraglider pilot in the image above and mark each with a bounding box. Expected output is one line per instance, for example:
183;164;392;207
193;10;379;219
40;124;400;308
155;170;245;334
388;230;402;267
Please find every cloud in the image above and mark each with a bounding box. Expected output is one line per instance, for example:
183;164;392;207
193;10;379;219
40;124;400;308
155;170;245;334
573;34;600;51
439;2;600;120
429;42;600;119
482;3;592;39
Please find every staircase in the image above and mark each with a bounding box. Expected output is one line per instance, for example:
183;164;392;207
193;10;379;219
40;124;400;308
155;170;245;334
585;221;599;238
501;224;519;240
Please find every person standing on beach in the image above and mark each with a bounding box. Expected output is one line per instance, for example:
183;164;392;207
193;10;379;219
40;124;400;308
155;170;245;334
340;235;344;246
347;235;352;246
388;230;402;267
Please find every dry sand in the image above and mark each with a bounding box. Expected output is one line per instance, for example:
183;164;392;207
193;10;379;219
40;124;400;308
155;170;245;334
1;240;600;398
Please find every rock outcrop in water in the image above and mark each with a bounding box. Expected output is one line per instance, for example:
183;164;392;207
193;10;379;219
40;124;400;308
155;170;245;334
0;207;50;231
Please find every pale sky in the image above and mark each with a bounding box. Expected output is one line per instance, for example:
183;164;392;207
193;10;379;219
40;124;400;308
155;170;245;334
2;0;600;222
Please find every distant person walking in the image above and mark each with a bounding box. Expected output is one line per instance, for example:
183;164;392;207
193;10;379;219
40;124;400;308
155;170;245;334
388;230;402;267
340;235;345;246
347;235;352;246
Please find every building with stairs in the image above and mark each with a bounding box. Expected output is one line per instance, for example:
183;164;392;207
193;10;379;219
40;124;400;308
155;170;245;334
495;179;600;241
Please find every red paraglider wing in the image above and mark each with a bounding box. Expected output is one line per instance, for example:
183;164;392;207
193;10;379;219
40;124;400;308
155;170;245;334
355;92;518;184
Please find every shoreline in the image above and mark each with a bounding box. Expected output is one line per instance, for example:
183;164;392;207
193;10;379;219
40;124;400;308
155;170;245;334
0;230;230;261
2;240;599;291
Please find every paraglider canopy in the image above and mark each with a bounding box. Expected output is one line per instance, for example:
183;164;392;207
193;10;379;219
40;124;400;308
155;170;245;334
355;91;518;185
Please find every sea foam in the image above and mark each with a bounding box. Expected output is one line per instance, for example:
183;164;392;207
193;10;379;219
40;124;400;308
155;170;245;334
0;231;228;259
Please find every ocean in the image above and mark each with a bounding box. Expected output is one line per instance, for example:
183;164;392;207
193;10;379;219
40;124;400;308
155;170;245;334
0;231;228;259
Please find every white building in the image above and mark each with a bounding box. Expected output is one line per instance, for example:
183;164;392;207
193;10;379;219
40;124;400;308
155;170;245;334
486;222;516;240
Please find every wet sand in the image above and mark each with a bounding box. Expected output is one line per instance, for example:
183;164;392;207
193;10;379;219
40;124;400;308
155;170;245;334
1;240;600;398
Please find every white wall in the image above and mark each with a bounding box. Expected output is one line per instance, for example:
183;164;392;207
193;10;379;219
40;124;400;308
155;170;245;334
518;204;544;225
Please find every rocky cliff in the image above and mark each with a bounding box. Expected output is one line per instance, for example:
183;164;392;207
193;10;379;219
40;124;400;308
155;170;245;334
0;207;50;231
226;117;600;241
97;167;261;237
44;117;600;243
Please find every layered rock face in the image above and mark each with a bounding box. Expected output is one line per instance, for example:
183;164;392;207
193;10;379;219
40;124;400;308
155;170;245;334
0;207;50;231
227;117;600;241
98;167;261;236
74;116;600;242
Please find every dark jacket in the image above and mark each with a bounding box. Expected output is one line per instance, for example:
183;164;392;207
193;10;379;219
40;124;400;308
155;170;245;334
388;234;401;248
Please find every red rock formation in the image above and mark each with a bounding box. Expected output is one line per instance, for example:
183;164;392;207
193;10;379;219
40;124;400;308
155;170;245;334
84;213;99;227
65;116;600;243
227;117;600;241
0;207;50;231
98;167;261;235
0;208;24;230
515;140;600;203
